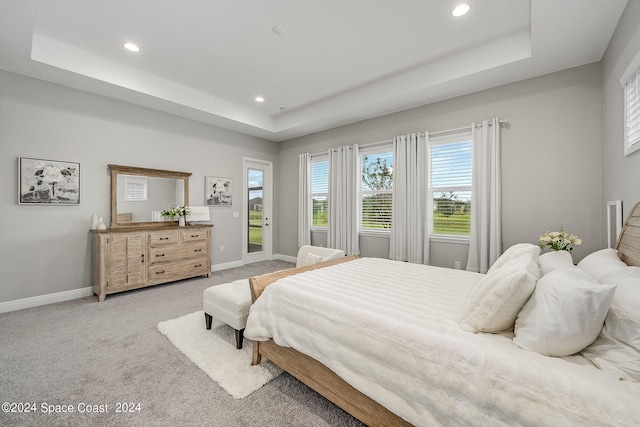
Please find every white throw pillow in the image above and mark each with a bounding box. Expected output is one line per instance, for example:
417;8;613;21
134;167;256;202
582;267;640;382
538;250;574;276
302;252;324;266
459;253;540;333
487;243;540;275
513;267;616;357
577;248;627;281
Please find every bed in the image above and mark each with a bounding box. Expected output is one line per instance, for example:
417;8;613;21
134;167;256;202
244;203;640;426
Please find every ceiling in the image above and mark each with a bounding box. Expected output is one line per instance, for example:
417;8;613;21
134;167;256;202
0;0;628;142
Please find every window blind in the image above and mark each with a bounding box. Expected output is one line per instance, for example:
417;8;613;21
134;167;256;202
311;159;328;227
626;67;640;153
361;151;393;230
430;139;472;236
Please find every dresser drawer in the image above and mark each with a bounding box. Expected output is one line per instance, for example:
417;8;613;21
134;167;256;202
149;241;208;264
148;257;209;285
181;229;208;242
148;230;179;245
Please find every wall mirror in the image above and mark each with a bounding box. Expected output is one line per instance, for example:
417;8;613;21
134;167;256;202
108;164;191;228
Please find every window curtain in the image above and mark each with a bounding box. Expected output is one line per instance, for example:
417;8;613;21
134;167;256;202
327;144;360;255
297;153;312;247
389;132;430;264
467;118;502;273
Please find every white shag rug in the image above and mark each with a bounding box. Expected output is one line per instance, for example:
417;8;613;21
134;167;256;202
158;310;282;398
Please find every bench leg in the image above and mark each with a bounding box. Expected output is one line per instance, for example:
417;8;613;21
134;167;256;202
235;328;245;349
204;313;213;330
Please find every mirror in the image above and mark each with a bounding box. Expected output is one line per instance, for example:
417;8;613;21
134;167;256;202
108;164;191;228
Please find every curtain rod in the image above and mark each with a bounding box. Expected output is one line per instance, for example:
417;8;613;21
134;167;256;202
310;118;508;158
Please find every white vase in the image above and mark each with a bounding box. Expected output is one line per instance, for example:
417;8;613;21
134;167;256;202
178;216;185;227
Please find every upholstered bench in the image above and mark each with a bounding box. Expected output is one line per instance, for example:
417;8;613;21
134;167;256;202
203;279;251;349
203;245;345;349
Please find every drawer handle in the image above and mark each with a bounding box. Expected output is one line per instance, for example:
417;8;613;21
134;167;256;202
156;270;165;274
156;253;165;257
194;264;202;268
194;249;202;252
160;237;169;241
191;234;199;238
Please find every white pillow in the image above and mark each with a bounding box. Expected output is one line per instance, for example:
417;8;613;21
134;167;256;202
577;248;627;281
459;253;540;333
487;243;540;275
302;252;325;266
582;266;640;381
513;267;616;357
537;250;574;276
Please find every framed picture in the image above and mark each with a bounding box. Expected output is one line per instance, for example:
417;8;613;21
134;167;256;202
18;157;80;205
205;176;232;206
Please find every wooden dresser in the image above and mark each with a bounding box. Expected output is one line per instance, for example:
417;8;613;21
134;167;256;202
91;224;213;301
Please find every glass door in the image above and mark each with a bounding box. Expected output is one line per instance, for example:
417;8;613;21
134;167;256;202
243;158;272;263
247;168;263;253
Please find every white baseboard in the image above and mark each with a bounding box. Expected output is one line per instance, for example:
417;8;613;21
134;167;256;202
0;287;94;314
274;253;297;264
212;260;245;271
212;254;295;272
3;256;295;314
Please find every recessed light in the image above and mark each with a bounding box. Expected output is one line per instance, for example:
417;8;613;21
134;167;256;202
255;96;265;103
123;42;140;52
451;4;470;17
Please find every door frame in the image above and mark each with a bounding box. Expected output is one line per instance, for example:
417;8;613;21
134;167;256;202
243;157;273;264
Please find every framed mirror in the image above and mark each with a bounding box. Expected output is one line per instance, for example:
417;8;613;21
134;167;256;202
108;164;191;228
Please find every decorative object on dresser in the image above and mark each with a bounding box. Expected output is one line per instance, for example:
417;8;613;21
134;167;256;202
18;156;80;205
91;164;213;301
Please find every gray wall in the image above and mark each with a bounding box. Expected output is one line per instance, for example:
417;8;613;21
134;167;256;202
278;63;603;267
0;70;278;303
602;0;640;238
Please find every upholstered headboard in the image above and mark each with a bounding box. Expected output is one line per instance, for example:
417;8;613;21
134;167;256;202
616;201;640;267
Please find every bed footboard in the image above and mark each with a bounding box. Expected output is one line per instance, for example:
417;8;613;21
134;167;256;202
248;254;358;301
254;339;412;427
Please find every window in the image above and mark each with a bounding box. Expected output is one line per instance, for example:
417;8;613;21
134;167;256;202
360;150;393;230
311;157;328;227
124;177;147;201
429;133;472;237
624;66;640;155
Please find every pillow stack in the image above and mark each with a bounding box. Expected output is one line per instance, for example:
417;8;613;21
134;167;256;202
460;245;640;381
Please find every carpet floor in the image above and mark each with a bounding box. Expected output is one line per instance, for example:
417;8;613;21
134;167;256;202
0;260;364;426
158;310;282;398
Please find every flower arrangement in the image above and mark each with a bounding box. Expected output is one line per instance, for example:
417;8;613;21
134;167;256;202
537;227;582;252
161;205;191;217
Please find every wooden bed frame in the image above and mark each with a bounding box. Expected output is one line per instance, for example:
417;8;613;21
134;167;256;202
248;202;640;427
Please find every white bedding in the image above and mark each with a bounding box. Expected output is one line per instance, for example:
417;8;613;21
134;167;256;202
244;258;640;426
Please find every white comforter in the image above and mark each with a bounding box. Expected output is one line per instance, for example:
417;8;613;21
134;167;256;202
244;258;640;426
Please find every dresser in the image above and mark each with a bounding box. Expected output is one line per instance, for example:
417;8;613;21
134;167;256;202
91;224;213;301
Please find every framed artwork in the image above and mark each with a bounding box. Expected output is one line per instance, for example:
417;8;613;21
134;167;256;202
205;176;232;206
18;157;80;205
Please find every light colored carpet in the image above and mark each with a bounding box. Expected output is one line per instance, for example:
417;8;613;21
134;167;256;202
158;310;282;398
0;260;363;426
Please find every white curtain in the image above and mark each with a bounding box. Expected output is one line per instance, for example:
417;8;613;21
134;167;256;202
389;133;430;264
298;153;312;247
467;118;502;273
328;144;360;255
